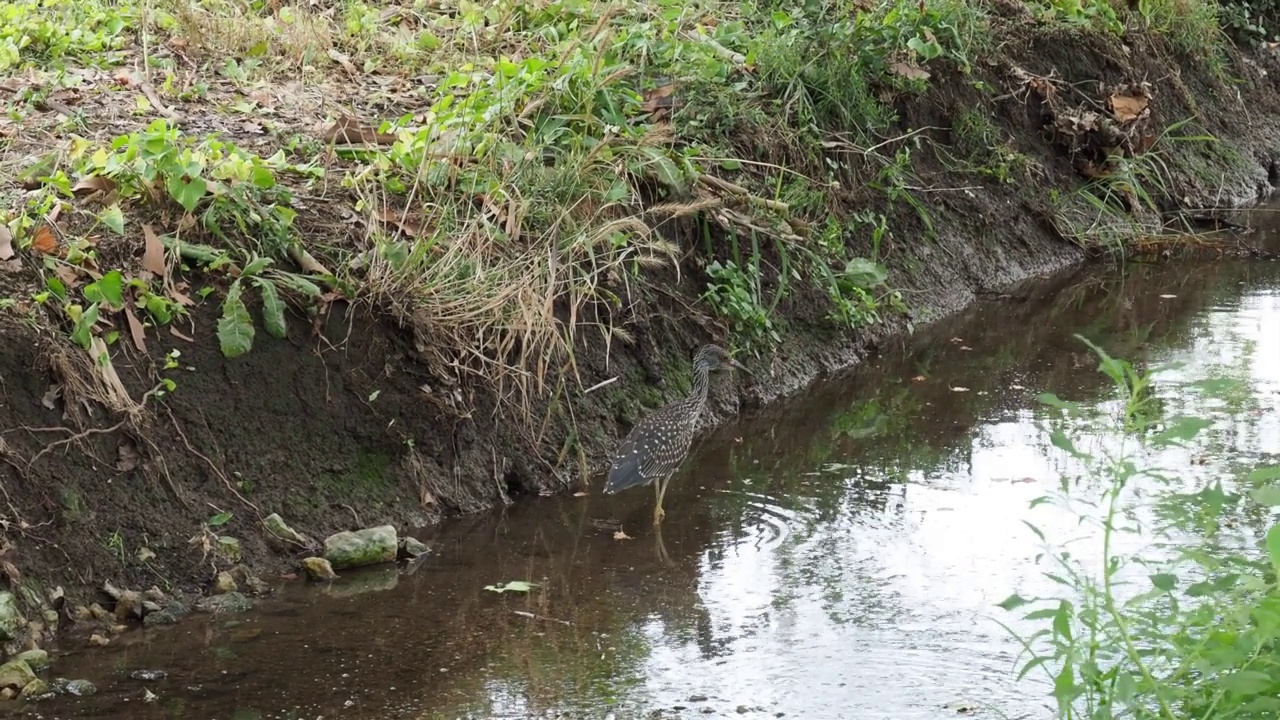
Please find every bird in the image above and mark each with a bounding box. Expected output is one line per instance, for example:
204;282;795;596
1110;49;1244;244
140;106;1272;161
603;344;751;525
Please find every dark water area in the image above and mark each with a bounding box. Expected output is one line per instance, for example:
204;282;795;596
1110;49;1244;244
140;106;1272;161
6;220;1280;719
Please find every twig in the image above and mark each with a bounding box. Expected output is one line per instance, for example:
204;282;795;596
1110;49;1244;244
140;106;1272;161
25;420;127;472
582;376;618;395
512;610;571;625
697;174;790;214
165;406;260;515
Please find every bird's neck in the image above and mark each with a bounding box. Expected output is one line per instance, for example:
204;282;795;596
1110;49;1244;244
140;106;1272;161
688;366;711;406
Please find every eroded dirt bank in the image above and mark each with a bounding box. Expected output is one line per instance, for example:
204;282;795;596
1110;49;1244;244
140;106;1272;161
3;15;1280;663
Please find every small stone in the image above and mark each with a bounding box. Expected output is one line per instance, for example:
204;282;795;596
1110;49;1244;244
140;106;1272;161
213;571;238;594
88;603;108;620
701;709;715;714
19;678;49;700
214;536;242;563
0;687;13;700
14;649;49;673
41;608;59;628
0;660;36;690
129;669;167;682
142;601;162;614
143;586;166;604
229;565;271;596
688;695;709;703
135;546;156;562
113;590;145;621
263;513;308;545
737;706;751;714
64;678;96;696
301;557;338;581
143;601;190;627
88;634;111;647
72;605;94;621
398;536;430;559
0;591;23;641
194;592;251;615
323;525;397;570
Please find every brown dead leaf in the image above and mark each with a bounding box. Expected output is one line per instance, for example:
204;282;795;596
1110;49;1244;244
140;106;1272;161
169;326;195;342
613;530;633;541
123;302;147;353
1109;93;1148;123
31;225;58;254
53;264;82;289
0;258;20;273
640;82;677;114
889;61;931;81
113;68;135;86
377;207;423;237
327;48;359;76
911;375;926;382
72;175;117;196
0;226;12;260
168;282;195;307
141;223;166;276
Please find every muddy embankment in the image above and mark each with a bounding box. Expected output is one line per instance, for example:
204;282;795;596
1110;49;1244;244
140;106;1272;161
2;23;1280;658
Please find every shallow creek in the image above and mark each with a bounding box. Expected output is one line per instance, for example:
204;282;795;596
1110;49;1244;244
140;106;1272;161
7;227;1280;720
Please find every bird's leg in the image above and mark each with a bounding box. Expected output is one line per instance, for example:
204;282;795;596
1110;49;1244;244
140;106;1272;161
652;477;668;525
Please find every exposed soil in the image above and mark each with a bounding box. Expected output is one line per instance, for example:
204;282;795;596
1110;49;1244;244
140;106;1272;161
3;18;1280;654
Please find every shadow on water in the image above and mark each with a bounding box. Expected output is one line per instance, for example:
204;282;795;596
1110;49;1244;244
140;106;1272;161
8;229;1280;719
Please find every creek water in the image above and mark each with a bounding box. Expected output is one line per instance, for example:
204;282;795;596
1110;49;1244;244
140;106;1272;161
7;223;1280;720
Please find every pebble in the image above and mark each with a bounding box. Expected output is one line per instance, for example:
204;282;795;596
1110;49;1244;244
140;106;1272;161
130;669;168;682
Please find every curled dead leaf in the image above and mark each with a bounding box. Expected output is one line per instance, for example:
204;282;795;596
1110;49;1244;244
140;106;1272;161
0;226;12;260
613;530;633;541
123;302;147;353
31;225;58;255
141;223;166;277
377;207;423;237
1109;93;1149;123
889;61;931;81
72;175;117;196
321;114;397;146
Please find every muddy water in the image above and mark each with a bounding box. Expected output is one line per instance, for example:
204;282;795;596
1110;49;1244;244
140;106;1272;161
8;246;1280;719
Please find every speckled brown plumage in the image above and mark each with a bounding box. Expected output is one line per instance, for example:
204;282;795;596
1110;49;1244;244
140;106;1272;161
603;344;749;524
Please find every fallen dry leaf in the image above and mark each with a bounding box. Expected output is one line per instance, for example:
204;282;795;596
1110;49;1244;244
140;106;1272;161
1109;93;1148;123
169;327;195;342
911;375;926;382
31;225;58;254
123;302;147;353
53;264;82;289
377;207;424;237
949;337;964;344
72;175;117;196
950;386;970;392
572;491;587;497
0;226;12;260
113;68;135;86
1159;293;1177;299
327;48;359;76
613;530;633;541
321;114;397;146
889;61;931;81
141;223;166;276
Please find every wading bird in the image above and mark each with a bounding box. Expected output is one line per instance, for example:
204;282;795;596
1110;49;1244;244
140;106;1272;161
603;344;751;525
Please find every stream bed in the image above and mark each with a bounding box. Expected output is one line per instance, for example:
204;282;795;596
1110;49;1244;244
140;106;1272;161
6;230;1280;720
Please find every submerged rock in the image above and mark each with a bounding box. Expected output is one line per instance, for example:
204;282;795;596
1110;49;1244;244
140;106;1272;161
323;525;397;570
194;592;252;615
0;659;36;691
0;591;22;640
129;669;167;682
301;557;338;581
398;536;430;559
228;565;272;596
13;649;48;673
142;601;190;627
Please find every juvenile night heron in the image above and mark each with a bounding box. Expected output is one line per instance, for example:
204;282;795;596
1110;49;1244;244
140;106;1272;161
603;344;751;525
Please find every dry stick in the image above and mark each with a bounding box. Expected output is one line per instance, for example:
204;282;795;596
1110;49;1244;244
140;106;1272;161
697;174;790;214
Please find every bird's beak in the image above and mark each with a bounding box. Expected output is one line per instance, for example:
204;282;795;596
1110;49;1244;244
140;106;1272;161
728;357;752;376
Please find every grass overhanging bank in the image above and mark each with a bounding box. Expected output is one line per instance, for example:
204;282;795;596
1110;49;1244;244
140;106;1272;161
1;0;1280;676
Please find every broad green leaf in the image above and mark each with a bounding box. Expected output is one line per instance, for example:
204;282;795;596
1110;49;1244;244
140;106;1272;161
89;269;125;309
99;204;125;234
207;511;233;526
167;174;208;213
638;146;683;191
1049;430;1080;457
1150;416;1212;446
217;280;255;358
1251;484;1280;507
840;258;889;289
1219;669;1275;695
1149;573;1177;591
241;256;273;277
255;278;287;339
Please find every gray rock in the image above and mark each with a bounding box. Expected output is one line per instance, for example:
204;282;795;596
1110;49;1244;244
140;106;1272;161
0;591;22;640
64;678;96;696
129;669;167;681
398;536;430;559
323;525;397;569
213;571;237;594
0;659;36;690
195;592;252;615
142;601;190;627
13;649;49;673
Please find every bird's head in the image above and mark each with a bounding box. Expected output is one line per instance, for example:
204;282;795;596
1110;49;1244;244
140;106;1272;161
693;344;751;375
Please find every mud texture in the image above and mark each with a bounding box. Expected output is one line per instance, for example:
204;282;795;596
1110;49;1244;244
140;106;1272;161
3;23;1280;638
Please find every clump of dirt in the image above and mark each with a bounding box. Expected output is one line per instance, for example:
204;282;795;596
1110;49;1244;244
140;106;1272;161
2;21;1280;650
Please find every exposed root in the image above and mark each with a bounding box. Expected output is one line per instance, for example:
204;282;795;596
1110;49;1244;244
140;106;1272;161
165;406;260;517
